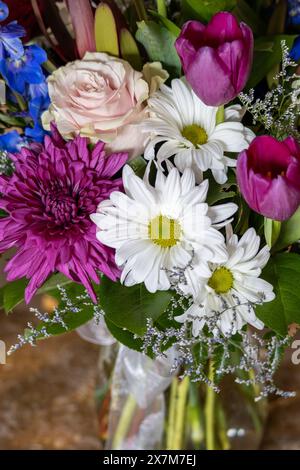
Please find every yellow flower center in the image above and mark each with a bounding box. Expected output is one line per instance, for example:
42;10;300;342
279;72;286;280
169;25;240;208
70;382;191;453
148;215;181;248
182;124;208;147
208;267;234;294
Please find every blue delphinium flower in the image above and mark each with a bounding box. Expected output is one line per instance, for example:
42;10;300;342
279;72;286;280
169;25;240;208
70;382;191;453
25;82;50;142
0;44;47;94
0;130;23;152
25;123;46;143
0;0;25;60
28;82;50;123
290;36;300;61
288;0;300;26
0;1;8;21
0;21;25;59
0;2;50;151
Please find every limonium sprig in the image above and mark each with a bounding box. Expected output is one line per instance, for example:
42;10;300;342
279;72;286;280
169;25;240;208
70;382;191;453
0;149;14;175
239;41;300;140
8;285;105;355
142;316;295;400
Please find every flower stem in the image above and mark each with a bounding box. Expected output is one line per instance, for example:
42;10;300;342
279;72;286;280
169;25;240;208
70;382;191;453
172;376;189;449
112;394;136;449
43;59;57;74
166;377;177;449
204;360;216;450
156;0;167;17
13;91;26;112
216;105;225;125
187;381;205;448
133;0;148;21
216;399;230;450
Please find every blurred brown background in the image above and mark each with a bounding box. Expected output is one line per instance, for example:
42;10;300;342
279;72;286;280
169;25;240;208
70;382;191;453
0;305;100;449
0;305;300;450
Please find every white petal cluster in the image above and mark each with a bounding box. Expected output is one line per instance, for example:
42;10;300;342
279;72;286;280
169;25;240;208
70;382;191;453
91;165;236;293
143;78;255;183
176;228;275;336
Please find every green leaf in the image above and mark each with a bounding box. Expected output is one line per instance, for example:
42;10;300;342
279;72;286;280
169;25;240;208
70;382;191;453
248;35;296;89
120;28;142;70
104;317;143;352
23;283;94;340
255;253;300;335
0;209;7;218
37;273;73;295
264;218;281;248
233;0;265;35
213;345;231;383
94;3;119;56
0;113;26;127
99;276;173;336
128;155;147;178
3;278;27;313
3;273;72;313
206;170;237;205
42;306;93;336
148;10;180;37
182;0;237;23
136;21;181;78
272;207;300;252
0;287;4;311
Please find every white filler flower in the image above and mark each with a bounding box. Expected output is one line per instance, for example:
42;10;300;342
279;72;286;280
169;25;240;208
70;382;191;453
176;228;275;336
143;78;255;184
91;166;237;293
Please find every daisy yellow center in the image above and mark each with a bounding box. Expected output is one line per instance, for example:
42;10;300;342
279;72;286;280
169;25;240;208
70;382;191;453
208;267;233;294
182;124;208;146
148;215;181;248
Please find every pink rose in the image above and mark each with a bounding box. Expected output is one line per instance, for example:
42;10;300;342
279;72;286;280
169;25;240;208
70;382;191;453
42;52;168;158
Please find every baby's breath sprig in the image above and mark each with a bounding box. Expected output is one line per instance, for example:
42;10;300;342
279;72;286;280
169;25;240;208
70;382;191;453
8;285;105;354
0;149;14;175
141;284;294;400
239;40;300;141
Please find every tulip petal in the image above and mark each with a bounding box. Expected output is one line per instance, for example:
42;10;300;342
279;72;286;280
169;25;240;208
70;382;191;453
67;0;96;58
284;135;300;157
175;20;205;72
186;46;235;106
238;23;253;91
205;11;243;44
248;135;291;174
175;13;253;106
259;177;300;221
286;157;300;190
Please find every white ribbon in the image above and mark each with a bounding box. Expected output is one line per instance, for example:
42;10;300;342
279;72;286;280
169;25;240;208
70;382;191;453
76;319;177;450
76;317;116;346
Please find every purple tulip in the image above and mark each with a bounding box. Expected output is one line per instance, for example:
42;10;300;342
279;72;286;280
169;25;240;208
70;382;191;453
175;12;253;106
237;135;300;221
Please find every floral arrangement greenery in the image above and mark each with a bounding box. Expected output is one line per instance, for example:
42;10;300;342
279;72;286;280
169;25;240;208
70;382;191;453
1;0;300;451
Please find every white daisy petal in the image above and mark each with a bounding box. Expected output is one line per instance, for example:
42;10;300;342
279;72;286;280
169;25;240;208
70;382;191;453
142;78;255;183
172;78;195;125
212;122;255;152
176;226;275;337
92;166;233;294
180;168;196;195
224;104;245;122
162;167;181;204
208;203;238;226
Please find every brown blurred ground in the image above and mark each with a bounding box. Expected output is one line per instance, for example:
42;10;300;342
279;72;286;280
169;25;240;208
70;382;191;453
0;307;300;450
0;307;100;449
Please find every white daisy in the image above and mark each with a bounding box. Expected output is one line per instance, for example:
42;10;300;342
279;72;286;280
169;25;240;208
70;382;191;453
143;78;255;184
91;166;237;293
176;228;275;337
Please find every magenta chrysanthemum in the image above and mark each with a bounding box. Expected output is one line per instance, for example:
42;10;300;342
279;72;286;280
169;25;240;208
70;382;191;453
0;126;127;303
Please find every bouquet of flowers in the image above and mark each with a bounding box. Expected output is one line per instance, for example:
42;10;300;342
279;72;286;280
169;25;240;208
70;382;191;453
1;0;300;451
